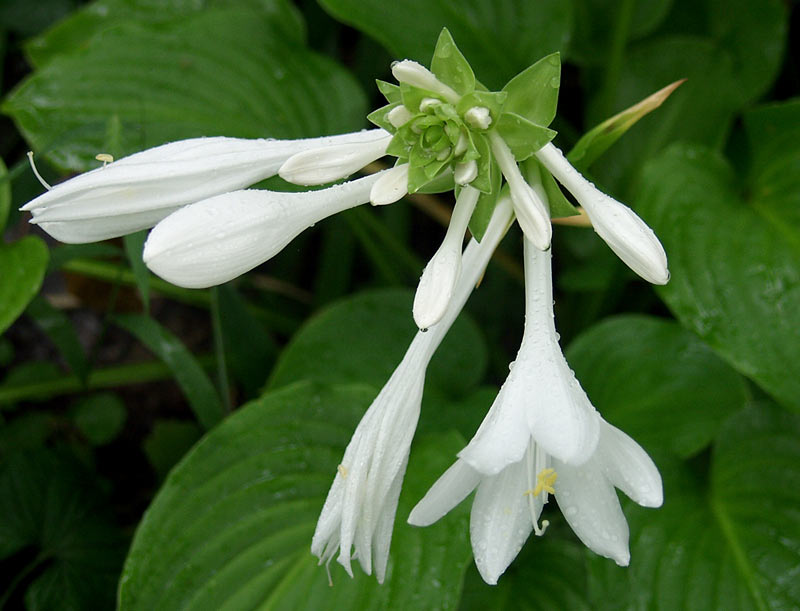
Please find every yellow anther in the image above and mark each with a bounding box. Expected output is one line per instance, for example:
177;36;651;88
95;153;114;166
525;468;557;497
337;464;348;478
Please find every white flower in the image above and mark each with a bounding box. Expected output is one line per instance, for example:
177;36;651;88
535;142;669;284
142;173;383;289
458;239;600;475
21;129;389;243
312;196;514;582
408;418;663;584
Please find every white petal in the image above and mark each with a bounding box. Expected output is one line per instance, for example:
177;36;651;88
596;420;663;508
553;458;631;566
470;457;537;584
278;130;391;185
369;163;409;205
535;143;669;284
408;459;481;526
23;131;382;242
143;173;381;288
454;160;478;185
372;455;408;584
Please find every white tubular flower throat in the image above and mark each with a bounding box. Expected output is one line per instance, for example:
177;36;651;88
23;130;387;243
312;196;514;583
535;143;669;284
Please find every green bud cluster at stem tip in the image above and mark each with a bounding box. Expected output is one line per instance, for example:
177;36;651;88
367;28;564;236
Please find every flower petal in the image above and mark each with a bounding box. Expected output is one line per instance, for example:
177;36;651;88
553;458;631;566
143;173;381;288
470;456;538;584
408;459;481;527
370;163;409;205
372;456;408;584
596;420;663;508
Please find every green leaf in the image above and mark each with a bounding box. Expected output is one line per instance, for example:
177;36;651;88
0;157;10;233
567;79;684;172
26;295;89;383
317;0;573;90
367;102;402;131
0;236;49;335
0;449;125;609
637;134;800;411
267;289;487;399
124;230;150;311
0;412;55;457
430;28;475;96
494;112;557;161
469;132;493;194
566;315;749;458
113;314;225;428
119;382;472;609
376;79;402;104
71;392;127;445
501;52;560;127
25;0;305;68
143;419;202;481
588;403;800;609
5;7;366;171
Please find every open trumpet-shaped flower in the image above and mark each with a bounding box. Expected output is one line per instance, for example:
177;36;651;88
312;197;514;582
408;418;662;584
23;130;390;243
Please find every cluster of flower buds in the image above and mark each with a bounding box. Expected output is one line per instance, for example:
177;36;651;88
21;29;669;585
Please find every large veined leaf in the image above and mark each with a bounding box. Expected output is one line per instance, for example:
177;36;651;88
3;7;366;171
587;403;800;609
268;289;487;400
119;382;472;610
25;0;305;67
317;0;573;90
0;449;126;609
566;315;749;458
636;102;800;411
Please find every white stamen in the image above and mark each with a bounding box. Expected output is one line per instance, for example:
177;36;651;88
464;106;492;130
27;152;52;190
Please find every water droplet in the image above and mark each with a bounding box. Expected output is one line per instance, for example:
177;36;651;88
549;76;560;88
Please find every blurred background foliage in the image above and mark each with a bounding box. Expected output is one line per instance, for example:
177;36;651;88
0;0;798;608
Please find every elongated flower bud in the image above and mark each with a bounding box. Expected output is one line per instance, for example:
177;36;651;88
278;130;391;185
535;143;669;284
143;173;382;288
391;60;460;103
370;163;409;205
23;130;387;243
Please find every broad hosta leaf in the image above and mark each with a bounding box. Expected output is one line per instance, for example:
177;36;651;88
0;448;125;609
566;315;749;458
4;8;366;171
0;158;9;232
119;382;471;610
317;0;573;90
637;131;800;411
588;403;800;609
0;236;49;335
25;0;304;67
267;289;487;399
113;314;224;429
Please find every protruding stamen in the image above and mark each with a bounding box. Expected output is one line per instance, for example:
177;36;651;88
464;106;491;130
27;152;52;190
337;464;348;478
95;153;114;167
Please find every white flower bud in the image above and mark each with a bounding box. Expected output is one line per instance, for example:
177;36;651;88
369;163;409;206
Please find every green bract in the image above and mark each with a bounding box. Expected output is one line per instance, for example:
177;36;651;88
369;28;575;239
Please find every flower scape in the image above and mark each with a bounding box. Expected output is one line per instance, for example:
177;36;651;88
22;29;668;586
